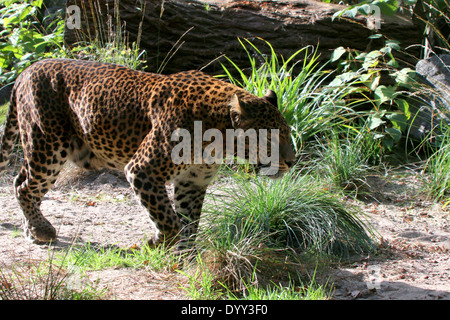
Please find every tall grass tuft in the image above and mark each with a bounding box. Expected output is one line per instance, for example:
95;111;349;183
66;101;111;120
422;127;450;202
313;128;383;194
198;170;376;289
221;38;362;152
66;0;147;70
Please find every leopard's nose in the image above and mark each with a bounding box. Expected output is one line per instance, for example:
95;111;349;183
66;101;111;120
280;143;296;166
284;159;296;168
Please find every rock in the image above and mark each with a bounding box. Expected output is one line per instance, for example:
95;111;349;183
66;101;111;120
410;54;450;140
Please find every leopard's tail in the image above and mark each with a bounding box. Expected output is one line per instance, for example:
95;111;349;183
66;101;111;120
0;83;19;174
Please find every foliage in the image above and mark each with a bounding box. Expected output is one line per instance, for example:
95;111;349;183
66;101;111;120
331;0;400;20
0;0;66;85
67;0;147;70
330;40;415;149
222;37;420;155
221;38;362;152
70;38;147;71
0;102;7;124
0;0;147;86
331;0;450;56
178;255;225;300
225;274;329;300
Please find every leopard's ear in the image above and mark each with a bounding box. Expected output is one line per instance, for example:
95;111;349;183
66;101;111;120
263;89;278;108
229;94;245;127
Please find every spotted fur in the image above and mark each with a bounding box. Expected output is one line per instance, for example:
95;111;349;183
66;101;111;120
0;59;295;249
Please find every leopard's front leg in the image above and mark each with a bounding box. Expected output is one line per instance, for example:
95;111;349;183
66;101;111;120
124;130;220;250
173;164;220;250
125;163;182;247
125;167;181;247
124;133;183;247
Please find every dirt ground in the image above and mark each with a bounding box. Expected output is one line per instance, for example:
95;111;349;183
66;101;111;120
330;172;450;300
0;165;449;300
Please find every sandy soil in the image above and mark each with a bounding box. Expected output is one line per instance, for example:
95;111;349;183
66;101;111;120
0;166;449;300
330;172;450;300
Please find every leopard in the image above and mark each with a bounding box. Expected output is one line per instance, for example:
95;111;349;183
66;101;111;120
0;58;295;250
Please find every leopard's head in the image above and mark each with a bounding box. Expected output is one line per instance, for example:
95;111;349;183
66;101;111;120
229;90;296;178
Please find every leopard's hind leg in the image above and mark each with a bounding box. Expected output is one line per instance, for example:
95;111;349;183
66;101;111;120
14;126;70;243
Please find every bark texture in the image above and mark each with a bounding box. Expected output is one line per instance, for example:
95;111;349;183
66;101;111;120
64;0;422;74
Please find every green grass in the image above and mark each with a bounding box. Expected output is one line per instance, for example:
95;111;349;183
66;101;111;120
178;255;225;300
422;128;450;202
179;254;330;300
0;103;8;125
0;249;105;300
70;39;147;71
226;276;329;300
196;170;376;292
313;129;384;194
203;170;376;255
56;241;180;272
54;237;332;300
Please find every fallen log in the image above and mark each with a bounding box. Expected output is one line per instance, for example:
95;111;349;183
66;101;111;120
64;0;423;74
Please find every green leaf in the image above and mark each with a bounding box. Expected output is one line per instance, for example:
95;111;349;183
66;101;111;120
19;52;34;61
386;40;401;50
372;0;399;16
363;50;381;70
394;68;415;87
333;0;398;21
328;77;343;87
383;137;394;149
329;71;359;87
368;34;383;39
387;58;399;68
336;6;359;19
395;99;411;119
1;45;20;53
18;5;33;23
385;127;402;141
34;41;49;54
339;72;360;82
0;56;7;69
360;74;380;91
386;112;408;131
374;85;396;105
355;52;367;60
31;0;44;8
331;47;347;62
367;114;385;130
2;15;18;29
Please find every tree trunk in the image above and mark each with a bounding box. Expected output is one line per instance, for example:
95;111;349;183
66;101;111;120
64;0;422;74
